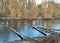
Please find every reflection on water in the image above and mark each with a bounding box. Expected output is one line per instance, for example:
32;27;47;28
0;19;60;42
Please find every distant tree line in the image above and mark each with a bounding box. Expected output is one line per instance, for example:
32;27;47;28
0;0;60;19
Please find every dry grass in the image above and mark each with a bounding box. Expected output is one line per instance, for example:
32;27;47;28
40;35;58;43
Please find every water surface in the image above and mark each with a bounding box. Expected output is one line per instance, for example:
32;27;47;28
0;19;60;42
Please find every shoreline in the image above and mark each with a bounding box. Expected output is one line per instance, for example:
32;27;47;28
0;35;58;43
0;17;60;20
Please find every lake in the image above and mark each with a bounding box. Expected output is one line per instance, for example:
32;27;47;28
0;19;60;42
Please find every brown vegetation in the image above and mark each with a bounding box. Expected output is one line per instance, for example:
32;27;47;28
42;35;58;43
38;2;60;19
0;0;60;19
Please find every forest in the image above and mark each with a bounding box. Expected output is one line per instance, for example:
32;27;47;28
0;0;60;19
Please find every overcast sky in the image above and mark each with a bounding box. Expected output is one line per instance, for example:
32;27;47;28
35;0;60;5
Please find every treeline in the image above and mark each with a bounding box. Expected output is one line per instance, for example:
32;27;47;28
0;0;60;19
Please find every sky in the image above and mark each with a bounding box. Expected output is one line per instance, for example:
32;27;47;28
35;0;60;5
35;0;42;5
